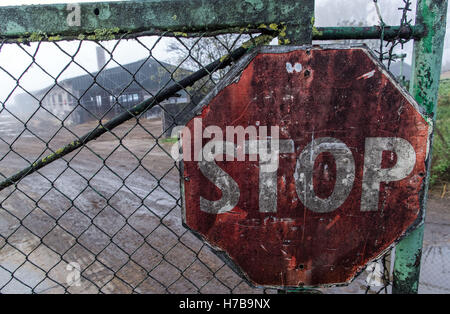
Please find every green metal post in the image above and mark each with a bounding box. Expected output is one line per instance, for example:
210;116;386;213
393;0;448;294
0;0;314;42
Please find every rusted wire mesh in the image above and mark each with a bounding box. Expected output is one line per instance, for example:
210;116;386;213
0;32;394;294
0;32;285;294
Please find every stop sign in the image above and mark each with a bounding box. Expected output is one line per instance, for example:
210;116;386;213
180;46;430;287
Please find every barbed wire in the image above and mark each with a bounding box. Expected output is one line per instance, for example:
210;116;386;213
373;0;414;69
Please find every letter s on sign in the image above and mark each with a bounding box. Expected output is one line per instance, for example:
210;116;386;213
198;141;240;214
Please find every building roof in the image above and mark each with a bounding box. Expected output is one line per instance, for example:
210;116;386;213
36;57;191;97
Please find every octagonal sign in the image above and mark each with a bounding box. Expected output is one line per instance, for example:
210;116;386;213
180;46;431;288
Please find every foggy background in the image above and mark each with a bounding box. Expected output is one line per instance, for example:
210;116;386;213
0;0;449;112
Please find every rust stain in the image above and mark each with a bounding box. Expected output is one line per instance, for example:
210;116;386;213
182;48;429;288
325;214;341;230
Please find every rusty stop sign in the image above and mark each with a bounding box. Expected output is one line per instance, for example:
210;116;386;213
180;46;430;287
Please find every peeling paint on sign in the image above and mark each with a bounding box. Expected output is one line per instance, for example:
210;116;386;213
286;62;302;73
181;46;430;288
357;69;376;80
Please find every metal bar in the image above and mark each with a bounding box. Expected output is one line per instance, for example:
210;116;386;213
278;287;322;294
313;25;426;40
393;0;448;294
0;0;313;43
0;1;428;44
0;25;426;44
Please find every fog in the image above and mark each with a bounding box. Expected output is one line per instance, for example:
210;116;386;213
0;0;448;108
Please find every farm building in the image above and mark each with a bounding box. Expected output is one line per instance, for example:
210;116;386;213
13;53;192;127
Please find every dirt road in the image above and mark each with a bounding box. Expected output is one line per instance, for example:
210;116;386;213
0;115;448;293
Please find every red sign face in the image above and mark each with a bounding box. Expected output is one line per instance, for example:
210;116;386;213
180;46;430;287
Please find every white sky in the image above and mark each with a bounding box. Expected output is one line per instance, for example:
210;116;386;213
0;0;449;103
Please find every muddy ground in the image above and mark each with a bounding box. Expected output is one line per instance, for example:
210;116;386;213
0;115;448;294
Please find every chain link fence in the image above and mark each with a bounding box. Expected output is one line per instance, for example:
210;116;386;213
0;0;448;294
0;30;284;293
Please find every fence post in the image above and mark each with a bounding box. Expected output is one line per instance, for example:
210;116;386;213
392;0;448;294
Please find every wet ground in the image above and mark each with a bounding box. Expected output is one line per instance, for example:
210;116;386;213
325;195;450;294
0;114;262;294
418;195;450;293
0;114;448;294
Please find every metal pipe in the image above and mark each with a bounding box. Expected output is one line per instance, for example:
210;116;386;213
0;26;426;44
392;0;448;294
312;25;426;40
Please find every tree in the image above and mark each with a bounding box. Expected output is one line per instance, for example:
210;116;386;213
167;34;250;99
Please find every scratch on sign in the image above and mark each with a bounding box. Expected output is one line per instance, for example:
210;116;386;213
357;69;376;80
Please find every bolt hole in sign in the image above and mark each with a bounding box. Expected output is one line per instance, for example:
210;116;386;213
179;46;431;288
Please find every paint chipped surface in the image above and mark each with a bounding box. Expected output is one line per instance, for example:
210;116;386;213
286;62;302;73
357;69;376;80
181;47;429;288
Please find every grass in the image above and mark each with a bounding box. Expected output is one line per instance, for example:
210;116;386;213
430;79;450;186
159;136;179;144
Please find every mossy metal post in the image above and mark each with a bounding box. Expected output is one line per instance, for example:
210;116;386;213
393;0;448;294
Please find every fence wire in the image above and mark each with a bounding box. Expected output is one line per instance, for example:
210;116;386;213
0;32;285;294
0;32;391;294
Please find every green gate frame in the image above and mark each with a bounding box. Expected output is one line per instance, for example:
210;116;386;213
0;0;447;294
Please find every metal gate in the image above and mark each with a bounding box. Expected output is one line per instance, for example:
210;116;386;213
0;0;447;294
